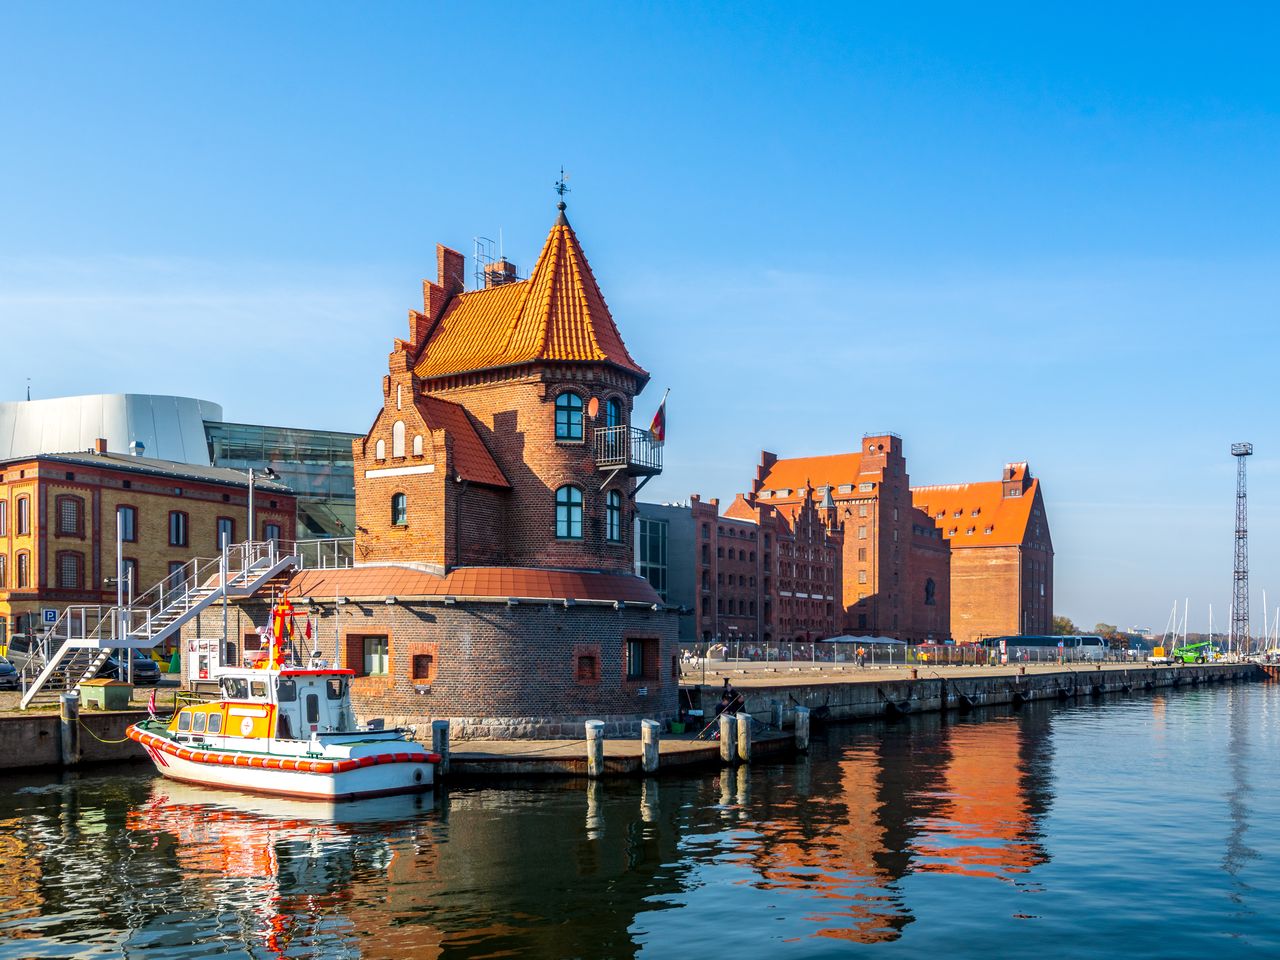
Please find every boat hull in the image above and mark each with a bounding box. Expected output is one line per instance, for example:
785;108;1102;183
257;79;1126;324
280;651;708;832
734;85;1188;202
128;725;436;801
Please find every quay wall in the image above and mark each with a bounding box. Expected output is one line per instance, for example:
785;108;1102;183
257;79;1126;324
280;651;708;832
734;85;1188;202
687;664;1259;726
0;710;147;770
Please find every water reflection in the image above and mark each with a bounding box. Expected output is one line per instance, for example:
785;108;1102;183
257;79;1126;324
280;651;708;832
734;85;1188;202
1;687;1277;959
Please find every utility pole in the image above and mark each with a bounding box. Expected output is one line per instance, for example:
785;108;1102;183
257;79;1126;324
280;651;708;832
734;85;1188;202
1231;443;1252;656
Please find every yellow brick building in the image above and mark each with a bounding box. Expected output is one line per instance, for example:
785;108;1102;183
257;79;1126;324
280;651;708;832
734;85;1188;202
0;443;295;644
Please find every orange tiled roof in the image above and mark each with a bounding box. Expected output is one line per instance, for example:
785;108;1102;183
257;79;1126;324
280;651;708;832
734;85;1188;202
285;566;661;604
413;212;647;381
415;395;509;488
759;453;868;496
910;478;1040;548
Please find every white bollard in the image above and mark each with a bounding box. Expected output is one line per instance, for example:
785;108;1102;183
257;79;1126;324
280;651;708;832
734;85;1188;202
585;720;605;778
794;705;811;752
719;713;737;764
431;719;451;778
736;711;752;763
640;719;661;774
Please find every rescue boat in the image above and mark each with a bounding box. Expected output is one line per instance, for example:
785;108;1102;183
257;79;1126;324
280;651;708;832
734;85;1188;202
127;595;438;800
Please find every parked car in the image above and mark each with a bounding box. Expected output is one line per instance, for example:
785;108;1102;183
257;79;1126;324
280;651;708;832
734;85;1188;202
97;650;162;686
2;635;39;674
0;655;17;690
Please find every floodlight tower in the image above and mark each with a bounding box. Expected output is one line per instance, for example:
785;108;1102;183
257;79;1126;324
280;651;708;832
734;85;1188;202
1231;442;1253;655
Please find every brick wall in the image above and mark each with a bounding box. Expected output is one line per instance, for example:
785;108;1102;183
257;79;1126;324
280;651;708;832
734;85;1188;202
188;596;680;739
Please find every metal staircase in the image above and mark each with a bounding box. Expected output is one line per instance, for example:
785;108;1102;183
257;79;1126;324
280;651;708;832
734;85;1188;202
19;540;298;709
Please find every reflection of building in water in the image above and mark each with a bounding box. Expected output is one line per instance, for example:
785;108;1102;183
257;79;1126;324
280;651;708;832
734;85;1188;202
743;743;915;943
0;824;44;928
911;719;1051;878
738;713;1054;944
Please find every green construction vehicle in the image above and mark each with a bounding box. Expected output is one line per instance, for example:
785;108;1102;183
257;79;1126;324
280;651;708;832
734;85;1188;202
1170;641;1216;664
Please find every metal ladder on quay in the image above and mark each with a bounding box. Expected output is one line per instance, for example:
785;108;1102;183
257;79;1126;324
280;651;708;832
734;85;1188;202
19;539;300;710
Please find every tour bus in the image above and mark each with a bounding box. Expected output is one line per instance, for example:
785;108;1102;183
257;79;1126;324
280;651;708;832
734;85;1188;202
980;634;1108;662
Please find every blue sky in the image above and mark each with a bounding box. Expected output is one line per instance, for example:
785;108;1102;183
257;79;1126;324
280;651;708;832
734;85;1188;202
2;2;1279;634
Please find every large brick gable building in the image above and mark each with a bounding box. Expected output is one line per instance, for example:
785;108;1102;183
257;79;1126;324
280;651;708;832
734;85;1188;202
911;462;1053;642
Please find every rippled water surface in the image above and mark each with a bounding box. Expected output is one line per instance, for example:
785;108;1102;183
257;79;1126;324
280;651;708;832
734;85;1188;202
2;682;1279;959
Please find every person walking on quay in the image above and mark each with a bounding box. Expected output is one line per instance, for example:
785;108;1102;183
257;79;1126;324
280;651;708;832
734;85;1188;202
857;646;867;668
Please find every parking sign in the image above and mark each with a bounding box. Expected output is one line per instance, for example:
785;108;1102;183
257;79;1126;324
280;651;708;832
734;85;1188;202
41;608;58;626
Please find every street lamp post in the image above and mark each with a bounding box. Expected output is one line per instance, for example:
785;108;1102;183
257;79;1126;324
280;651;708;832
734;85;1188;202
247;467;278;542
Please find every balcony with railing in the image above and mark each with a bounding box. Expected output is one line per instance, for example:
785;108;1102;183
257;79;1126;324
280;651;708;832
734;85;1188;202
593;425;663;479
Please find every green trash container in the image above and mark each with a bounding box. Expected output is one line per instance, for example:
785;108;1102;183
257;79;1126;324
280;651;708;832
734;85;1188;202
79;678;134;710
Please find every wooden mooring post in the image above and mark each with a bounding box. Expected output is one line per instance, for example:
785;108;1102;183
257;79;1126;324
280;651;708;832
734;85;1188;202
585;720;605;778
640;719;660;774
719;713;737;764
60;692;80;767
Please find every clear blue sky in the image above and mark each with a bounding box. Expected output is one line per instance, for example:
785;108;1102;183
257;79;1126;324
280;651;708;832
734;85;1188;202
3;2;1279;634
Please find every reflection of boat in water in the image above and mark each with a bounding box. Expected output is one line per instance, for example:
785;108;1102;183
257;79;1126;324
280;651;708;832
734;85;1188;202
128;595;439;801
126;779;436;957
138;777;440;826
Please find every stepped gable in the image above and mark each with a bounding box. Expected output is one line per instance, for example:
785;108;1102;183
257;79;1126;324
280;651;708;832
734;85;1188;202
414;394;509;488
910;478;1040;547
412;210;647;381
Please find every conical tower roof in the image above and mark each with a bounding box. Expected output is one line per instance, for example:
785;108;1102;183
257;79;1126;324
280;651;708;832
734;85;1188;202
414;208;648;382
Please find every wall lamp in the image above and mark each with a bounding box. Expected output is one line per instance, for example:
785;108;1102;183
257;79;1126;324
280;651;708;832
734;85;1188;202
443;597;457;606
506;598;519;607
336;597;350;605
563;598;577;608
385;596;398;605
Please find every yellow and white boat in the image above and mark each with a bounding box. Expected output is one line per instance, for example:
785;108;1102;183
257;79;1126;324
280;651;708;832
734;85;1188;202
127;596;438;800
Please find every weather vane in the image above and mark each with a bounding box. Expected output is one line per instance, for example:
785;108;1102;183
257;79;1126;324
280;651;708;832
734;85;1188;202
554;167;571;207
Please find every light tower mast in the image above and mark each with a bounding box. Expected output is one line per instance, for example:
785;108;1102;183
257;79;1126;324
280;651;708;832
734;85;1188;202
1231;442;1253;655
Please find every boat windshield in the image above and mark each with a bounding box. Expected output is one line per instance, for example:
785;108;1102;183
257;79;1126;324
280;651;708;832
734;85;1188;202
221;677;249;700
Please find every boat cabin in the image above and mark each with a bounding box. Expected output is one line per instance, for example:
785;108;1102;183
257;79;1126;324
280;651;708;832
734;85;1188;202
169;668;361;742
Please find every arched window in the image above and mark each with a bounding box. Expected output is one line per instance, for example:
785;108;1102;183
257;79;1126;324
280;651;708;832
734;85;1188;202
412;434;424;457
375;439;386;461
392;420;405;458
605;397;623;428
925;577;937;606
555;485;583;539
554;392;583;441
391;493;407;527
606;489;622;542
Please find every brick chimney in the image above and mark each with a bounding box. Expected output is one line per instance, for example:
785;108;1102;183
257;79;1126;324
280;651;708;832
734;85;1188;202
484;258;519;288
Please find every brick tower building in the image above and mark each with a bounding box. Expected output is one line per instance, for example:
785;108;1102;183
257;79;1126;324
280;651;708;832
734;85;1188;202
189;201;678;738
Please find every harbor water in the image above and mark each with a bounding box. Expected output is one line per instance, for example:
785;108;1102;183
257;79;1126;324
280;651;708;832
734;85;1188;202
1;681;1278;959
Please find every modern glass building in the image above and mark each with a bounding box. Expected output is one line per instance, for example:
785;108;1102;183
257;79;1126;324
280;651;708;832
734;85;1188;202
205;421;357;538
0;393;358;540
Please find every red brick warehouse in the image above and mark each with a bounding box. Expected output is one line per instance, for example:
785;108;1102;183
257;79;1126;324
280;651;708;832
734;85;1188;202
187;199;679;738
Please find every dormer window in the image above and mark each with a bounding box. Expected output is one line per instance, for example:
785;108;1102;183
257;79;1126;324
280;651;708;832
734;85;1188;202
555;392;584;441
